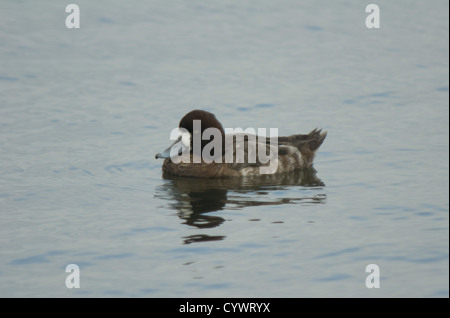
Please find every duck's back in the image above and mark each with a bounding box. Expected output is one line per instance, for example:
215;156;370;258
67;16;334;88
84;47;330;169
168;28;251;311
161;129;327;178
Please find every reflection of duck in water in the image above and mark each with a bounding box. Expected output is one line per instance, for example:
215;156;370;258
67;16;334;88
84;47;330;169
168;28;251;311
155;168;326;244
155;110;327;177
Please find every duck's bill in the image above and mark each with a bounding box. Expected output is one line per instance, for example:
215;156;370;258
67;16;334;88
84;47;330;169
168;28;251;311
155;138;182;159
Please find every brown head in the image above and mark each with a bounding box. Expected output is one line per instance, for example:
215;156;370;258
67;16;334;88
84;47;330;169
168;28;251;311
155;110;226;160
179;110;225;158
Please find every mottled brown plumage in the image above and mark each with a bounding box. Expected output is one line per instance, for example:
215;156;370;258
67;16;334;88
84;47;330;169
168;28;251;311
156;110;327;178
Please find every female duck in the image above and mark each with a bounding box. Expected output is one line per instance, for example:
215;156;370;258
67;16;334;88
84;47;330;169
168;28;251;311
155;110;326;178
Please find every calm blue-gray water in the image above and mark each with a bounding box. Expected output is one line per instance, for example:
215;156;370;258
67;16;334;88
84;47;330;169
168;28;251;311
0;0;448;297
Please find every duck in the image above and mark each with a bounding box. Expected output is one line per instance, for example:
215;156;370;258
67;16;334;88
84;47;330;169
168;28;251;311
155;110;326;178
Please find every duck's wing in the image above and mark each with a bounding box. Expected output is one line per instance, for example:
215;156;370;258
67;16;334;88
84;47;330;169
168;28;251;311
224;133;279;168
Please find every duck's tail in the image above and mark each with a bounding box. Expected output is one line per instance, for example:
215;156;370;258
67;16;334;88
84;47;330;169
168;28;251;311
305;128;327;151
278;129;327;167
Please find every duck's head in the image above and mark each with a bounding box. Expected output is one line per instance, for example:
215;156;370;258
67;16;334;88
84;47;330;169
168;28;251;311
155;110;225;160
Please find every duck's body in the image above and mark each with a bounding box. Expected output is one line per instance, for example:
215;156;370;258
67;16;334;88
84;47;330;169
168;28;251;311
156;110;326;178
